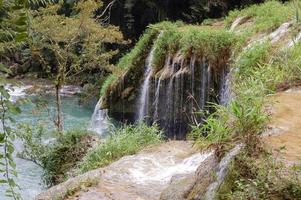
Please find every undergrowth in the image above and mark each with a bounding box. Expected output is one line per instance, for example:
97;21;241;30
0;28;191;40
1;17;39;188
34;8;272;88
217;149;301;199
190;38;301;148
78;123;162;173
18;126;97;186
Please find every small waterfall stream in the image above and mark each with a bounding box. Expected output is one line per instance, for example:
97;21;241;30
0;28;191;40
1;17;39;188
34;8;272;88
137;47;155;121
88;98;109;136
205;144;243;200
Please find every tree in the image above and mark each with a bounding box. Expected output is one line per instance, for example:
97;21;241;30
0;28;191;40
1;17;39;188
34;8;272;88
29;0;124;132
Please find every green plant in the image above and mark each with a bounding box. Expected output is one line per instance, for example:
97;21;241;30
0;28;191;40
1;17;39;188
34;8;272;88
19;127;97;186
189;104;232;149
0;86;21;199
217;151;301;200
78;123;162;173
30;0;124;132
41;130;97;186
99;74;117;96
225;1;293;33
294;0;301;22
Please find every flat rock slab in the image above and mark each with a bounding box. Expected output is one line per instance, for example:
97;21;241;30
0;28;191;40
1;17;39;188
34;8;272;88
263;88;301;164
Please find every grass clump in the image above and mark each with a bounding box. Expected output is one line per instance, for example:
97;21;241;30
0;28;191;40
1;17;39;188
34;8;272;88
152;25;236;71
225;1;294;33
78;123;162;173
179;26;236;60
190;38;300;148
217;150;301;199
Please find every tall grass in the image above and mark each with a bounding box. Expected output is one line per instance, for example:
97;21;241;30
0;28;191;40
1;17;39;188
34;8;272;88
78;123;162;173
217;151;301;199
190;39;301;149
225;1;294;33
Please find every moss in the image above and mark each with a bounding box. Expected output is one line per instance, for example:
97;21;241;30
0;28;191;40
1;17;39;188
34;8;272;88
225;1;294;33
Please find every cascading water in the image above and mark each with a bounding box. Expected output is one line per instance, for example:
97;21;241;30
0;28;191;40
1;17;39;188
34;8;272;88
137;47;155;121
137;32;164;122
88;98;109;136
59;141;213;200
136;45;229;138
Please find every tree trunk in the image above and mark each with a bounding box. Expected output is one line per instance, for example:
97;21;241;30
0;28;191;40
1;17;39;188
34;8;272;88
55;84;63;133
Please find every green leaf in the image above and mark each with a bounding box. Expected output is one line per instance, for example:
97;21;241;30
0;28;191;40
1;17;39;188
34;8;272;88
0;63;11;74
0;179;7;184
8;178;16;187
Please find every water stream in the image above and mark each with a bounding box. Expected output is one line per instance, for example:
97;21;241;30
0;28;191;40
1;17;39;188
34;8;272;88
70;142;213;200
88;98;109;136
205;144;243;200
137;46;155;121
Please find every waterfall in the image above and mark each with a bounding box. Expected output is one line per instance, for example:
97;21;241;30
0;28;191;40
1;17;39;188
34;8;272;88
220;67;231;105
205;144;243;200
88;98;109;136
135;34;229;138
137;42;156;121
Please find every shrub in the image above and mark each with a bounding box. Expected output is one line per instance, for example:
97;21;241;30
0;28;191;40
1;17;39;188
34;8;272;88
78;123;162;173
18;127;97;186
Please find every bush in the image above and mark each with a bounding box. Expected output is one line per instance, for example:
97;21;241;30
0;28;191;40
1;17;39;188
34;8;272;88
19;127;98;186
78;123;162;173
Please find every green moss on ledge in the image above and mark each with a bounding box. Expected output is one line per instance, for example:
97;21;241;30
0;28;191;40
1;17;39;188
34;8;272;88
100;22;237;98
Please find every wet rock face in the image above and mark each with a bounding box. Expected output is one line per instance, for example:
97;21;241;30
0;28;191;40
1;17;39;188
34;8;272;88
142;56;229;139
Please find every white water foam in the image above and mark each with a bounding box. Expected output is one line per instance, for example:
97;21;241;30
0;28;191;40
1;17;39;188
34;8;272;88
88;98;109;136
5;84;32;102
125;152;213;185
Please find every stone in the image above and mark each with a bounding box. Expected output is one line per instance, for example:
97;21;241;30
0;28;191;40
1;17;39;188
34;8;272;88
35;169;103;200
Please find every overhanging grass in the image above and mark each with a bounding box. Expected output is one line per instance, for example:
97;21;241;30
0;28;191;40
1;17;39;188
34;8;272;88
78;123;163;173
99;73;117;96
101;22;237;95
100;21;183;96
